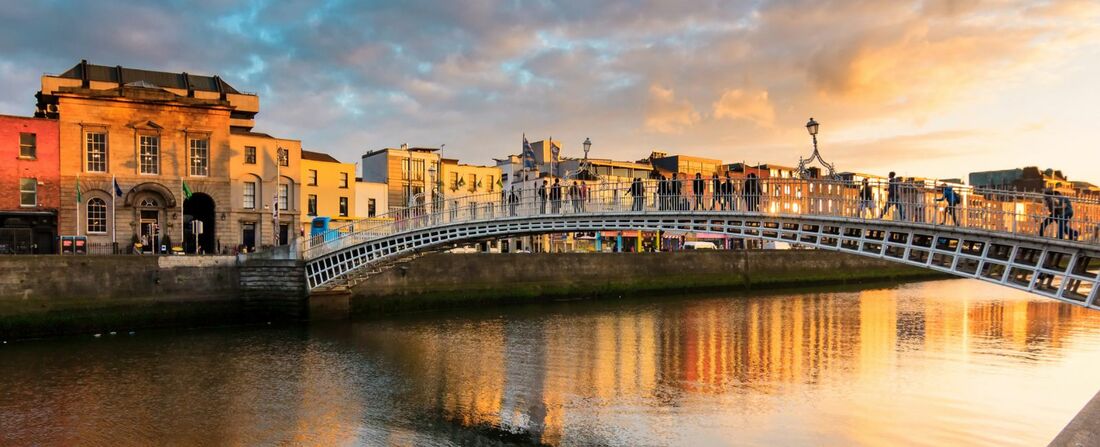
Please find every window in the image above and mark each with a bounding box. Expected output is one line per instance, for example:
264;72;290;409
86;132;107;172
19;133;36;158
368;198;376;217
402;158;425;181
243;182;256;209
340;172;348;188
189;138;209;176
307;169;318;186
307;194;317;216
244;146;256;164
468;174;477;192
139;135;159;174
278;183;289;210
19;178;36;207
278;148;289;166
339;197;348;217
450;172;459;190
139;198;159;207
487;175;495;192
87;198;107;233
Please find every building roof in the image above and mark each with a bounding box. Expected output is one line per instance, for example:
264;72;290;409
56;60;243;94
229;128;273;138
301;150;342;163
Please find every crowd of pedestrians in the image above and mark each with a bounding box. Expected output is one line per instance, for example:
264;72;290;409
428;170;1092;244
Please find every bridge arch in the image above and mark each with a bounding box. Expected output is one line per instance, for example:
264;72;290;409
305;211;1100;308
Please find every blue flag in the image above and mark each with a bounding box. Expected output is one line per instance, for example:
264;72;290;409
522;135;536;170
113;178;124;197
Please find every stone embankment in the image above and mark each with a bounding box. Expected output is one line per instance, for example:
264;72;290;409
0;250;940;339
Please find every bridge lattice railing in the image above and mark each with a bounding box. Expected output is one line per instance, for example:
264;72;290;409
300;178;1100;259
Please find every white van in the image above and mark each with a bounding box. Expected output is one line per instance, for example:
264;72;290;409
683;241;718;250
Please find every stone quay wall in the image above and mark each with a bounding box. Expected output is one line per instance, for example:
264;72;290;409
349;250;942;314
0;255;307;339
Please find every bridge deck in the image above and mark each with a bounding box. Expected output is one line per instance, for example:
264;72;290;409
298;179;1100;307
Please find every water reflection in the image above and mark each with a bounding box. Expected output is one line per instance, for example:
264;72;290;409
3;279;1100;446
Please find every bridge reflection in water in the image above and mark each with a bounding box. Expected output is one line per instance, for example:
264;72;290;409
2;280;1100;446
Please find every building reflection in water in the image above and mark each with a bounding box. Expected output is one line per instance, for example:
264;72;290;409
4;279;1100;446
363;279;1100;446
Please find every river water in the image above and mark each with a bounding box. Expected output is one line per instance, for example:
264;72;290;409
3;279;1100;446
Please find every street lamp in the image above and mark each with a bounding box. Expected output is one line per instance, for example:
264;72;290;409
797;117;837;180
583;137;591;159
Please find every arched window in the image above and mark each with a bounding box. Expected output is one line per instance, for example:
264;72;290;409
139;198;159;207
87;198;107;233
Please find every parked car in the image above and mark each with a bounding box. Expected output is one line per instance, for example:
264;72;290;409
683;241;718;250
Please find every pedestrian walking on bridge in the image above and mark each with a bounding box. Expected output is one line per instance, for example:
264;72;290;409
880;172;905;220
693;173;705;210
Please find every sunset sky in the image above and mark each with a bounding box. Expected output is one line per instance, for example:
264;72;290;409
1;0;1098;182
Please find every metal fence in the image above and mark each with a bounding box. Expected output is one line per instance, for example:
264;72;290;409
301;178;1100;259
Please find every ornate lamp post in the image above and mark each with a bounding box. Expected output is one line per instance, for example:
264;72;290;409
580;137;593;178
797;117;838;180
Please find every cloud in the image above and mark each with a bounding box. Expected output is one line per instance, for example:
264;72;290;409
644;84;701;134
0;0;1096;182
713;89;775;127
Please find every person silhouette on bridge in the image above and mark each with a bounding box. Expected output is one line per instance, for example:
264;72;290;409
743;173;761;212
1040;188;1059;238
657;175;668;210
579;181;589;212
671;173;683;210
858;178;874;218
722;173;735;211
508;187;519;216
550;179;562;213
711;173;721;210
629;177;646;211
880;172;905;220
538;180;548;214
935;182;960;225
693;173;705;210
1056;192;1078;240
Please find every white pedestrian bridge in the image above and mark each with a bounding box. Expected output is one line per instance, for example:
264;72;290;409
299;178;1100;309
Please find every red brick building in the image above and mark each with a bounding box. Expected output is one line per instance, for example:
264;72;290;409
0;114;60;253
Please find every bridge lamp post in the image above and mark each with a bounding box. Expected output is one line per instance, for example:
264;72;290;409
797;117;837;180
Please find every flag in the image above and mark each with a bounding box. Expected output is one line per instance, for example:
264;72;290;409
113;178;124;197
75;178;82;203
182;181;193;200
522;134;536;170
550;137;560;165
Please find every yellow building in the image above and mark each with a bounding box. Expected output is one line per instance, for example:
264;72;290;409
300;150;356;234
228;130;302;250
360;146;441;212
440;158;502;203
36;60;301;253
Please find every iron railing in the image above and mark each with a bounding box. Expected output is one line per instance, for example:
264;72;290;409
300;178;1100;259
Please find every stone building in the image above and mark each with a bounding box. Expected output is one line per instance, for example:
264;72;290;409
35;60;300;253
0;115;59;253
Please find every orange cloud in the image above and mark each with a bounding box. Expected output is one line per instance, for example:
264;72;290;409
644;84;700;134
713;88;775;127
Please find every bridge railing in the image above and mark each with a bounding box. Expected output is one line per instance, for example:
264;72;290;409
300;178;1100;259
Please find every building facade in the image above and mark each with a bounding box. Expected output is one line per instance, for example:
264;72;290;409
440;159;502;202
36;60;300;254
228;130;301;251
300;150;356;233
0;115;60;253
355;179;388;219
361;146;441;212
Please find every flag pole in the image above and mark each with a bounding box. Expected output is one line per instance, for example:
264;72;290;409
76;174;80;237
111;175;116;245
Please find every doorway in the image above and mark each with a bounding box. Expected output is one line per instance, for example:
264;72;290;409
183;193;216;254
139;210;159;253
242;222;256;251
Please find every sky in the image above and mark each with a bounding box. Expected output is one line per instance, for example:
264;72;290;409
1;0;1098;182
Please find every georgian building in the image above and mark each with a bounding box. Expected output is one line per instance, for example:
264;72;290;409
300;150;356;234
0;115;59;253
36;60;300;253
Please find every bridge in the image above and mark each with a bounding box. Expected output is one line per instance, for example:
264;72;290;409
298;178;1100;309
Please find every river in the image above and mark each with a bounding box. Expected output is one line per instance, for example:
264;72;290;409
3;278;1100;446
